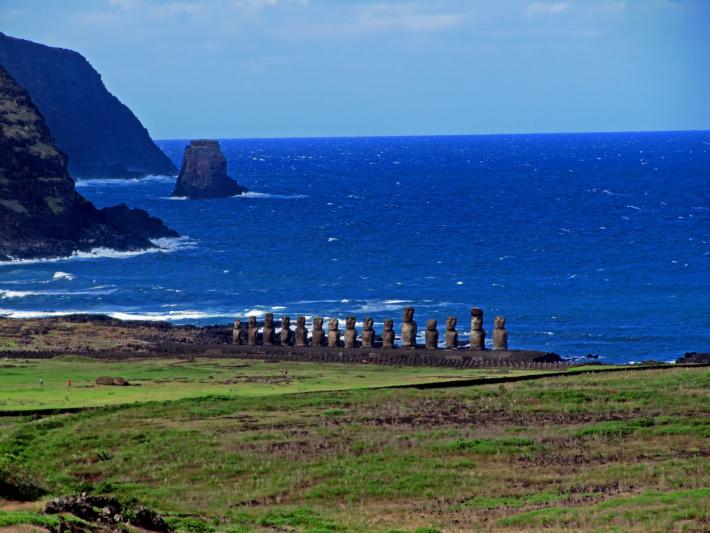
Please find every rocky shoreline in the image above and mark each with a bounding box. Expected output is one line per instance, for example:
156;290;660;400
1;314;707;368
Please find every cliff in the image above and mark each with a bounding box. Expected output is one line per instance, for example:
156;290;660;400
0;32;176;179
0;65;178;261
172;140;248;199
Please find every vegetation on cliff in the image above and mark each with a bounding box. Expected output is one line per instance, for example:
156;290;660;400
0;65;177;261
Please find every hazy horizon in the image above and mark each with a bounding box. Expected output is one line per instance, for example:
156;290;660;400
153;127;710;142
2;0;709;139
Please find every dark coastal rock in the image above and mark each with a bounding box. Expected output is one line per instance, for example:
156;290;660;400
0;33;176;179
171;140;247;199
0;66;178;261
676;352;710;365
99;204;178;242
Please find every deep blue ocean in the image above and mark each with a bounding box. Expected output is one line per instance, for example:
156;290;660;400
1;132;708;363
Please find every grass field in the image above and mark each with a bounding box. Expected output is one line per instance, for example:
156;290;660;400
0;357;567;412
0;358;708;532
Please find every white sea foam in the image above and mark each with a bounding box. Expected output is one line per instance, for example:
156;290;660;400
52;271;75;281
75;175;176;187
0;287;118;299
234;192;307;200
0;308;226;321
0;237;194;266
166;196;188;200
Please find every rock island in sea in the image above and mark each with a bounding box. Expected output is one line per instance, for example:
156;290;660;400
171;140;248;199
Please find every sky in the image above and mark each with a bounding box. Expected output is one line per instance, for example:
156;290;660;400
1;0;709;139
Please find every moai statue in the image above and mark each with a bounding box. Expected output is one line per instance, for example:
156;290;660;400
361;318;375;348
424;319;438;350
401;307;417;348
493;316;508;351
263;313;275;346
295;316;308;347
470;307;485;350
312;317;325;347
327;318;341;348
280;316;293;346
247;316;259;346
344;316;357;348
232;319;245;345
445;317;458;349
382;319;395;349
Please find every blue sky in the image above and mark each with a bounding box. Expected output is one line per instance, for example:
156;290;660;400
2;0;709;138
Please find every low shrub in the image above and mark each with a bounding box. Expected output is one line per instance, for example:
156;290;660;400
0;453;46;501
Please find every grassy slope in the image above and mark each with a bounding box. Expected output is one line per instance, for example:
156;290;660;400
0;364;708;532
0;357;556;412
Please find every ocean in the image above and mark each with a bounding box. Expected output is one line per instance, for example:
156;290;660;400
1;132;708;363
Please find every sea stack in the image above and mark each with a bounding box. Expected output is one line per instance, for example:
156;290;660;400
171;140;247;199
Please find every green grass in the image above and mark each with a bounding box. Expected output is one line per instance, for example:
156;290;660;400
0;357;555;412
0;363;707;532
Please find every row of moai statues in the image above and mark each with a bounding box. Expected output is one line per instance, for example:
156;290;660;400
233;307;509;350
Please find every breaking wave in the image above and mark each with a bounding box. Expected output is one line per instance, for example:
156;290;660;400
75;175;176;187
0;237;195;266
0;308;228;321
234;192;307;199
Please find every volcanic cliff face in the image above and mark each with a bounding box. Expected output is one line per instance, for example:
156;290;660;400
0;66;178;261
0;32;176;179
171;140;248;199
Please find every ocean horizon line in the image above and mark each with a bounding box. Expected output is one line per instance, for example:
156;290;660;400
154;128;710;143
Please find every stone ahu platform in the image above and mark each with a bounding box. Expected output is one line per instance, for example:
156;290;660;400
168;344;563;368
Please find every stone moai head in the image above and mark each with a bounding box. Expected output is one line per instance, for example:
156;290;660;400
403;307;415;323
471;307;484;330
346;316;356;329
384;319;394;331
446;317;457;330
363;318;374;330
313;317;324;330
248;316;257;328
281;316;291;330
328;318;339;331
495;316;506;329
264;313;274;327
426;319;437;331
234;319;242;328
297;316;306;328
